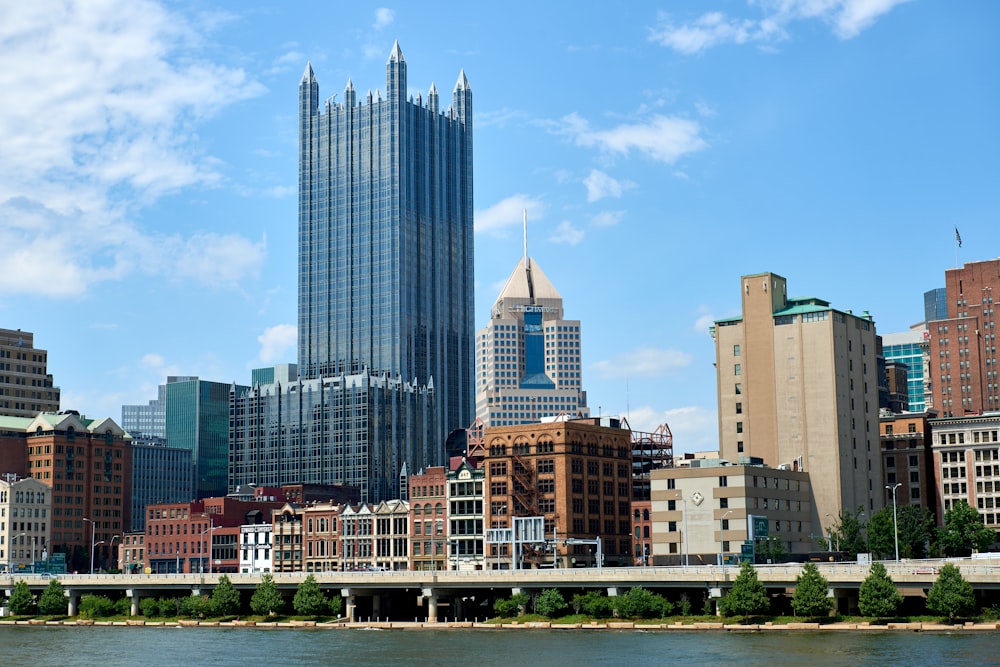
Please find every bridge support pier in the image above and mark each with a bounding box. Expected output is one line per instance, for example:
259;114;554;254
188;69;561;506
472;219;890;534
126;588;140;616
422;587;439;623
341;589;357;622
372;593;382;619
65;589;78;617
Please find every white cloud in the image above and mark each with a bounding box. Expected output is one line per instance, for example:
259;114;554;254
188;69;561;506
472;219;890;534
650;0;911;53
549;220;585;246
583;169;634;202
560;113;708;165
171;233;268;288
592;347;694;379
693;305;716;334
0;1;267;298
374;8;395;30
475;194;546;235
591;211;624;227
257;324;297;364
624;405;718;454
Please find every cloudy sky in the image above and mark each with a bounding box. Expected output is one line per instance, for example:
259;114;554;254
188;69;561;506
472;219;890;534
1;1;996;453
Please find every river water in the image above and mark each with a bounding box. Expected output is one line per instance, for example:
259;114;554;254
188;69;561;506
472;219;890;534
0;625;991;666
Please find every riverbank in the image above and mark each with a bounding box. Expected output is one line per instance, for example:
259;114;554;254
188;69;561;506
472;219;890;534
2;618;998;632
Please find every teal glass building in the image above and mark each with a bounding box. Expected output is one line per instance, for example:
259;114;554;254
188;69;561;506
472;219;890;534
298;42;474;446
167;378;247;498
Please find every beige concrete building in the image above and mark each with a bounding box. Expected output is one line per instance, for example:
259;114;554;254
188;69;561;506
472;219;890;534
0;328;60;418
929;412;1000;539
712;272;883;527
0;474;52;572
650;463;813;564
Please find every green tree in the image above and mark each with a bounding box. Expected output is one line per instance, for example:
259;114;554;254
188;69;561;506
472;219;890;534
38;579;67;615
755;537;787;564
791;562;833;618
831;506;868;559
865;508;896;560
493;592;529;618
718;561;769;618
925;563;976;622
8;581;35;615
857;562;902;618
937;501;996;557
211;575;241;617
327;594;343;618
533;588;567;618
293;575;329;617
250;573;284;616
139;597;160;618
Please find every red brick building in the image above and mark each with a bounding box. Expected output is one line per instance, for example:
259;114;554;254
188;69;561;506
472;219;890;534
145;496;280;573
483;417;633;568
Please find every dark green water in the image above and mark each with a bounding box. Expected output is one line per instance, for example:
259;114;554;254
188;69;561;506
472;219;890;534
0;626;992;666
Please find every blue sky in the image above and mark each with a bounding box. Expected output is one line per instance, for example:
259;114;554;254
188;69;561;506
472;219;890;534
1;1;997;454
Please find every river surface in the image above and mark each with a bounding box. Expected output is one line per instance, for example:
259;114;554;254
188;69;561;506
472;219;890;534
0;625;991;666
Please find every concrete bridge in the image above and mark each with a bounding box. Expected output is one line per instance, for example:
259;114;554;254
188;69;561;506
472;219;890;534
6;558;1000;620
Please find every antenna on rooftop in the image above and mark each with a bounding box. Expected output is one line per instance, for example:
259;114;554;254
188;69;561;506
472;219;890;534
523;208;529;270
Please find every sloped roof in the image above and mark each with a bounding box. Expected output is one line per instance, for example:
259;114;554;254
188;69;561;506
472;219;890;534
496;256;561;303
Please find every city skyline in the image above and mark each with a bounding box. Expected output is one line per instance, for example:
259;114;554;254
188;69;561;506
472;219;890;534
0;2;997;454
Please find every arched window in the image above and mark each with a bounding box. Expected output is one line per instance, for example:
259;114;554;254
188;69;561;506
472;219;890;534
643;509;650;521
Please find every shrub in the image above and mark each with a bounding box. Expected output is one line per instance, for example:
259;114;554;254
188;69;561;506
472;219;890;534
114;596;132;617
615;587;669;619
571;590;613;619
533;588;567;618
79;594;115;619
38;579;67;615
139;597;160;618
858;562;902;618
158;597;181;618
179;594;214;618
328;594;343;618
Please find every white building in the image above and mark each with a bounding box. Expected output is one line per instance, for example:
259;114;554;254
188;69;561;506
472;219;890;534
239;523;272;573
1;475;52;572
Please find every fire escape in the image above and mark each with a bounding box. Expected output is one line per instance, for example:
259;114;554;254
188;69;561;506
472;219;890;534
630;422;674;501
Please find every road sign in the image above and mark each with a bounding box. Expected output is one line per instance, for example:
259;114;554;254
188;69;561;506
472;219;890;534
749;515;769;539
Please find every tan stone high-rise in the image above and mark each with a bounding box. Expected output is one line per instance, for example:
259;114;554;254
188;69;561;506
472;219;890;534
0;328;59;417
712;272;883;526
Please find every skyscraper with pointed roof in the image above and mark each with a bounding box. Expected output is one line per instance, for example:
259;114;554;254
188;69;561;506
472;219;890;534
230;44;470;504
475;252;588;426
298;41;474;446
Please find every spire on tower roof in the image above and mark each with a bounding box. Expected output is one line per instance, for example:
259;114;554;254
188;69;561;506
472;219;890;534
389;40;404;63
454;69;470;91
302;62;315;83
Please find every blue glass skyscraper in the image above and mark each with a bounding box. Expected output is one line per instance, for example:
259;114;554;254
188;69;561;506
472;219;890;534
298;42;474;444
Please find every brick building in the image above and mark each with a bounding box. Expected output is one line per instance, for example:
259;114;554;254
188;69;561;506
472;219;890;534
409;466;447;570
879;411;938;521
483;417;633;568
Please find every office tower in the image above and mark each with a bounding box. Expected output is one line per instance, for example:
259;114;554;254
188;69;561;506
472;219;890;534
928;258;1000;416
167;378;248;499
924;287;948;323
0;328;59;417
712;272;883;525
129;442;194;532
475;255;588;426
122;376;198;441
881;329;930;412
298;42;474;446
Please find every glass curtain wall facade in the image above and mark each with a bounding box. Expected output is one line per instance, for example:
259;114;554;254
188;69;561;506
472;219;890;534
166;379;247;499
298;42;474;449
230;371;435;503
882;330;929;412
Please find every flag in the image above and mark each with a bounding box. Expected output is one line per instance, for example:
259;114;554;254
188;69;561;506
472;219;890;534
955;226;962;248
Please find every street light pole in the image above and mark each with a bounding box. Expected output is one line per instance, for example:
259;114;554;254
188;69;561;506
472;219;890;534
109;535;119;571
887;483;901;561
83;517;96;574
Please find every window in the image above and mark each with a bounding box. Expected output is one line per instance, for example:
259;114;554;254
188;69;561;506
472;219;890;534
719;476;728;487
735;402;742;415
734;364;742;376
736;422;743;434
733;344;741;356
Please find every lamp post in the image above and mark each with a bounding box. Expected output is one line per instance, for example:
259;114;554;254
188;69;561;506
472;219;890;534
83;517;96;574
887;483;901;561
200;516;215;574
825;513;834;551
109;535;119;572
